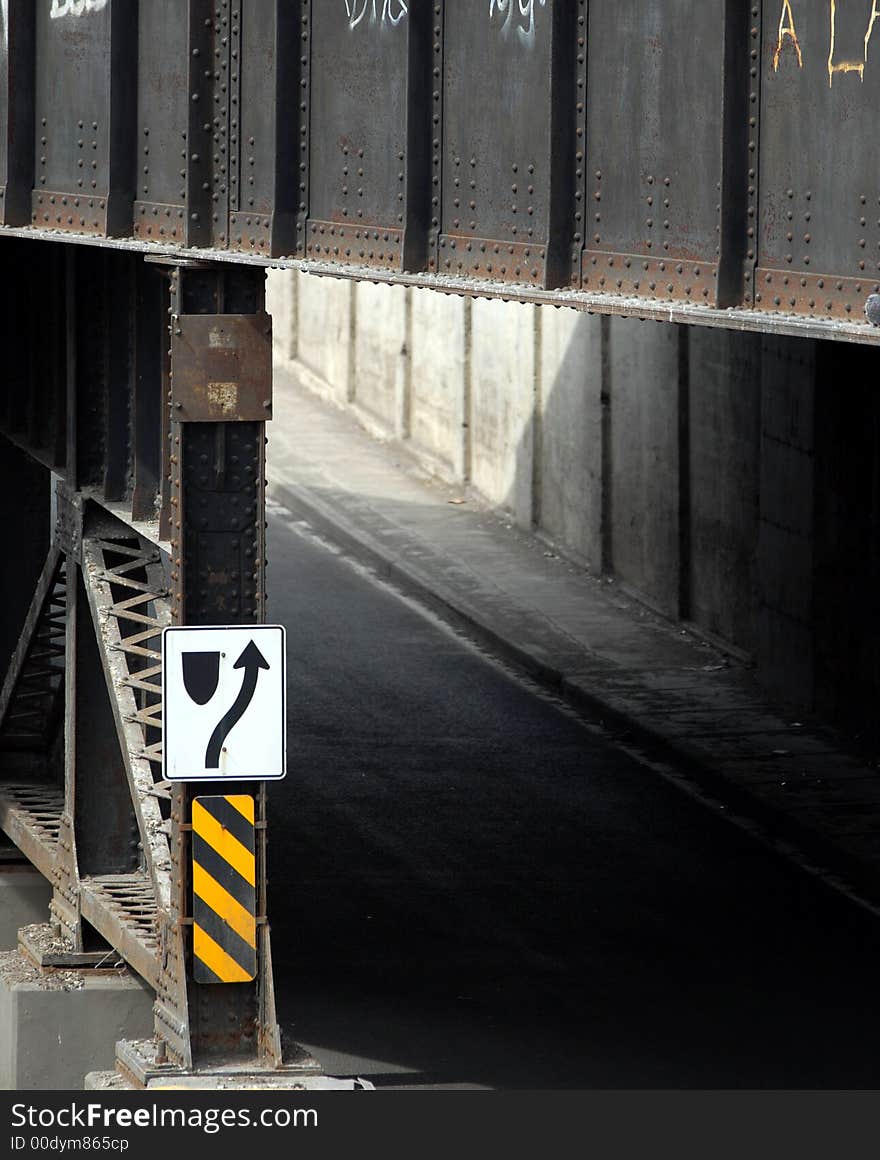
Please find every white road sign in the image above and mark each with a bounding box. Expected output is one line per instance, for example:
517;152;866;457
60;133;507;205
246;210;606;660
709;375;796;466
162;625;287;782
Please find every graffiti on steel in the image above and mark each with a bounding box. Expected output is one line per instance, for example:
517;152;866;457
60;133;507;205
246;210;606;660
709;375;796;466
489;0;547;44
772;0;803;71
344;0;408;29
772;0;880;86
50;0;108;16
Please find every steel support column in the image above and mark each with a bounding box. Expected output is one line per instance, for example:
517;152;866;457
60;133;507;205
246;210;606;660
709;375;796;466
141;260;309;1081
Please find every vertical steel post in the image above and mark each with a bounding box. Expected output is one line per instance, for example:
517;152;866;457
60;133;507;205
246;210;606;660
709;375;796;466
52;248;83;950
153;260;286;1072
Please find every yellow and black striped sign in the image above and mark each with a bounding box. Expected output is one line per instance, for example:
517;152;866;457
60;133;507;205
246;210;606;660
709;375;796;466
192;795;257;984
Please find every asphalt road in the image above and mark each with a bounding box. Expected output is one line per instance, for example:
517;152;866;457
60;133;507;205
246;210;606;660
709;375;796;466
265;501;880;1089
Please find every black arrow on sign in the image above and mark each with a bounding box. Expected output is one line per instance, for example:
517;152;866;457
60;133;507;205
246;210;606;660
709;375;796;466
205;640;270;769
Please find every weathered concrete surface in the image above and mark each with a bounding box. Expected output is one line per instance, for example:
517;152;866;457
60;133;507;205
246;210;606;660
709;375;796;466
0;951;153;1090
265;266;296;363
687;328;762;652
0;867;51;948
293;272;353;405
756;335;817;709
538;310;603;570
352;282;408;433
470;297;536;526
409;288;468;478
608;318;681;618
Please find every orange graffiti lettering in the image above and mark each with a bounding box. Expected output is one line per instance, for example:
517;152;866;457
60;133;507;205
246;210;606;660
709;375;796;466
866;0;880;61
773;0;803;70
828;0;864;85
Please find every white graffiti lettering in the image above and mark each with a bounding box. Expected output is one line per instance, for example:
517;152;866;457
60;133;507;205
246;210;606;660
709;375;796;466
489;0;547;44
344;0;408;30
50;0;108;18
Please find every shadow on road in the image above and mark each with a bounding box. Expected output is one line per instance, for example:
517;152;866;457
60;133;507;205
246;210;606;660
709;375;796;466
266;506;880;1089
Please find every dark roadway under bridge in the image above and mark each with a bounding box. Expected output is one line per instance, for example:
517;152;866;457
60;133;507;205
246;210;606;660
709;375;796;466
267;505;880;1090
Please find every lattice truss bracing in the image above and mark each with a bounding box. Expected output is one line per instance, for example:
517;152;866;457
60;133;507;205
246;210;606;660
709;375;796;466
0;529;173;990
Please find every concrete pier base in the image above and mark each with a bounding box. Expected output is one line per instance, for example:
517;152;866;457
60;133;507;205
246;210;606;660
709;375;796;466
0;951;153;1090
0;866;52;947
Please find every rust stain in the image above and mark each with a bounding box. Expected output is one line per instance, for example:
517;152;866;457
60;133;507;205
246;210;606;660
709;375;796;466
206;383;239;416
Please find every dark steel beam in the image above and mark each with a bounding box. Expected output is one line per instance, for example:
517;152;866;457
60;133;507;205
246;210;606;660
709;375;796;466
153;260;286;1073
0;0;35;228
2;3;880;338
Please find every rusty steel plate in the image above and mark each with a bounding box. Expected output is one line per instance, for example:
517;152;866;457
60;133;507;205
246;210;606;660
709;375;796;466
228;212;274;256
305;220;405;269
170;312;273;423
134;201;186;244
582;252;719;303
436;235;549;286
755;269;880;321
31;191;108;235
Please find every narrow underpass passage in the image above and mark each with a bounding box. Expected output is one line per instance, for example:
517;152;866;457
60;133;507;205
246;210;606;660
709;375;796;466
266;501;880;1089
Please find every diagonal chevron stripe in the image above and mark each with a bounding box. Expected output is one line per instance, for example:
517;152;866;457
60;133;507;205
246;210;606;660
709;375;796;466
192;833;254;912
227;794;255;824
192;795;257;984
193;923;254;983
192;798;255;886
199;794;255;850
193;898;257;976
193;861;256;949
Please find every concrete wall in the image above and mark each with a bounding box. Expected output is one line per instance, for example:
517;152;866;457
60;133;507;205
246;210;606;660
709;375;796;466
410;290;468;478
469;298;537;527
608;319;682;618
687;329;761;653
268;269;880;744
538;311;603;571
756;336;817;707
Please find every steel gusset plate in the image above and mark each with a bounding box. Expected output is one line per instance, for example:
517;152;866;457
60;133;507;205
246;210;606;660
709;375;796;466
170;312;274;423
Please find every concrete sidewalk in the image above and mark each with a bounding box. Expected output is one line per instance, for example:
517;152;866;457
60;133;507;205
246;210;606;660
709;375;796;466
268;365;880;911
